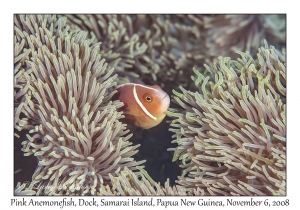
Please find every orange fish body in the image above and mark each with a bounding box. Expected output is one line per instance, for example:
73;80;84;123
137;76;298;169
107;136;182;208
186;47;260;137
113;83;170;129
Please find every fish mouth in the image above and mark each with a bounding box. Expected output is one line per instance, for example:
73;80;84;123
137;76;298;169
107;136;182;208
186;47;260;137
162;94;168;100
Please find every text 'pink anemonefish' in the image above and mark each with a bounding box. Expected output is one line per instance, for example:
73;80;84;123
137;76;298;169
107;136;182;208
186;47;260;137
113;83;170;129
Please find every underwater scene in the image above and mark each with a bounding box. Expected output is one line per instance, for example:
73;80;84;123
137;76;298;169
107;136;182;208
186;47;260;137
14;14;286;196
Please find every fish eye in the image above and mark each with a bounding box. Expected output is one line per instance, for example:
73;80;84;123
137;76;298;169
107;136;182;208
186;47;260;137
143;94;152;102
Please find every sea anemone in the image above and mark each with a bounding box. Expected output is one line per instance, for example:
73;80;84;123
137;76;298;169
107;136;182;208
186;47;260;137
14;14;286;196
14;14;144;195
62;14;148;84
168;41;286;195
201;14;286;60
98;167;204;195
60;15;204;90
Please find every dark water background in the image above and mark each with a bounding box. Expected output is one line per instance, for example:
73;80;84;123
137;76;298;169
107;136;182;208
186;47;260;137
14;129;38;187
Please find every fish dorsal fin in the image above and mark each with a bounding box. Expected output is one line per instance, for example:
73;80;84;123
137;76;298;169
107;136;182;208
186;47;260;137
151;85;162;90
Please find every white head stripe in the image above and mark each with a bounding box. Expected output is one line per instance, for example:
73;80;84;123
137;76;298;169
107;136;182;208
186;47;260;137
118;83;160;92
133;85;157;120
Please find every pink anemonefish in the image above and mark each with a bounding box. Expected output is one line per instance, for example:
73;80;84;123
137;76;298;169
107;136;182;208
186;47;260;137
113;83;170;129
